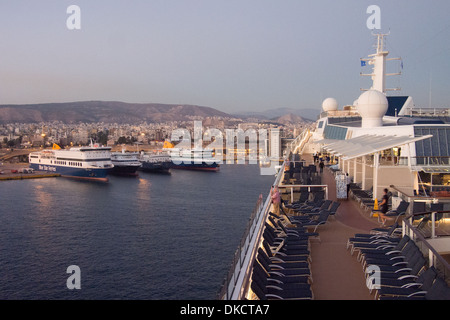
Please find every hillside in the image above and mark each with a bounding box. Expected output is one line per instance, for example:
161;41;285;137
0;101;317;126
272;113;313;125
0;101;232;124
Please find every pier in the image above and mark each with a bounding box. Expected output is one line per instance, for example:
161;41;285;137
0;163;60;181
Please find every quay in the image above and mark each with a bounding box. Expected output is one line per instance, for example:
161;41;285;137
0;163;60;181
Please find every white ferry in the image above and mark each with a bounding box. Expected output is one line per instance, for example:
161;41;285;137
29;143;113;182
168;147;220;171
110;149;142;176
163;140;220;171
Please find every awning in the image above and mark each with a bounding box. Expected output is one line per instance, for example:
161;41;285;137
419;167;450;173
320;134;433;160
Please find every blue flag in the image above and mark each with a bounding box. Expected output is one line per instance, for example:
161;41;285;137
361;60;366;67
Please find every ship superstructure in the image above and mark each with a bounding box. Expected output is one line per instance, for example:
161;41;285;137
29;144;113;182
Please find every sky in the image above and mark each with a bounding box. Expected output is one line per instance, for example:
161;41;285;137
0;0;449;114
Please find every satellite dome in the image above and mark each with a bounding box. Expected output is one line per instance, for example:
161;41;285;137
356;90;388;128
322;98;338;112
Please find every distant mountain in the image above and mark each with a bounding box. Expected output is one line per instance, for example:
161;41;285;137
233;107;320;122
0;101;321;125
0;101;232;124
272;113;313;125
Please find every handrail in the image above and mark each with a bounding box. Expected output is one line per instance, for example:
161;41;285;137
404;210;450;220
218;127;311;299
217;159;286;300
402;217;450;281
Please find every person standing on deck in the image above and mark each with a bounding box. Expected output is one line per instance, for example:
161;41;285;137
271;186;281;216
379;188;391;226
346;173;352;198
319;160;324;174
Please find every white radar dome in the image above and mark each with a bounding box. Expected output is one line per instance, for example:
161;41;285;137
322;98;338;112
356;90;388;128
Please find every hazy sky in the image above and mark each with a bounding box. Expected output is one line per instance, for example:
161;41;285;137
0;0;449;114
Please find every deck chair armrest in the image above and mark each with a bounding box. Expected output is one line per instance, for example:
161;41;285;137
269;264;285;270
269;271;285;277
313;221;327;232
392;261;408;267
265;294;284;300
273;252;288;257
402;283;421;289
394;267;412;273
375;244;396;250
270;257;286;263
407;291;426;297
266;285;283;291
370;239;393;244
285;229;300;236
389;255;406;261
398;275;418;281
385;250;401;255
267;278;284;285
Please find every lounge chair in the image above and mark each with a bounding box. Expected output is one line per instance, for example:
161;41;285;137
374;267;438;300
364;253;427;281
355;235;411;261
262;240;310;263
379;277;450;300
292;200;332;215
250;275;313;300
375;201;410;223
256;251;311;278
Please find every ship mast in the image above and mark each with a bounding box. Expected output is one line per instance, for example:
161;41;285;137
361;32;402;93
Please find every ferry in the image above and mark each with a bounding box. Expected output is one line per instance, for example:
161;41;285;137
219;33;450;300
29;143;113;182
168;148;220;172
139;151;172;174
110;149;142;176
163;140;220;172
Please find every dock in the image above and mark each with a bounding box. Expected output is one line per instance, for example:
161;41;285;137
0;163;60;181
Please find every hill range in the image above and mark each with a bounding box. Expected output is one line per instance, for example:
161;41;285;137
0;101;316;125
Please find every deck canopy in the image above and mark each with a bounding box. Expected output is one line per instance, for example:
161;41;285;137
318;134;433;161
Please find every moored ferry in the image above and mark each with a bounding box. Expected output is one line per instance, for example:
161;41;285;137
110;149;142;176
163;140;220;172
29;143;113;182
168;148;220;172
139;151;172;174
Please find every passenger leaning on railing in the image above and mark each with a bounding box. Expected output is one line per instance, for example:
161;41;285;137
271;186;281;216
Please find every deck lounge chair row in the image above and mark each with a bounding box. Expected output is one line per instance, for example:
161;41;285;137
249;210;321;300
347;228;450;300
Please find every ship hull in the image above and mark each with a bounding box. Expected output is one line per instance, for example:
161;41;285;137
109;165;141;176
170;162;220;172
139;161;171;174
29;163;110;182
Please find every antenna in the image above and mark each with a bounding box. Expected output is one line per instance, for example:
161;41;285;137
360;32;402;93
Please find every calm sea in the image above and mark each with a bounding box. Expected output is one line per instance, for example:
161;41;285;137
0;164;274;300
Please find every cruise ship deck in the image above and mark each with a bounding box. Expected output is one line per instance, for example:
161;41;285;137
219;32;450;301
218;151;450;300
301;154;378;300
281;154;450;300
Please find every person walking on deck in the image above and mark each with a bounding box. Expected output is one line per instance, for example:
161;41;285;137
379;188;392;226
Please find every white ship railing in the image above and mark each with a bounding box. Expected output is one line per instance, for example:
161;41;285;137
217;128;311;299
217;160;285;300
